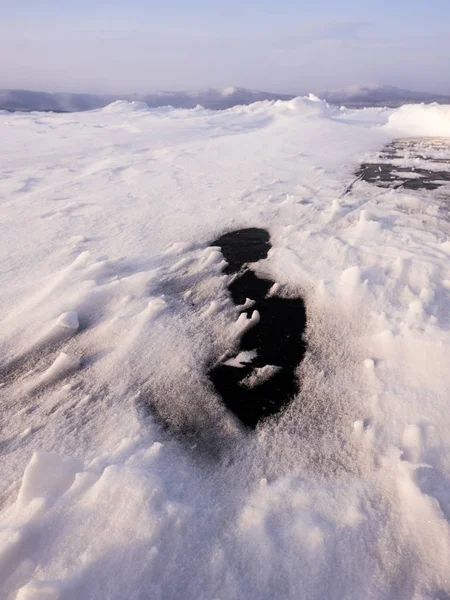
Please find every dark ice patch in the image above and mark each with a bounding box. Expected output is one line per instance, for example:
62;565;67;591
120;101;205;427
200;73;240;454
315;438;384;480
356;137;450;192
209;228;307;429
212;228;271;274
357;163;450;191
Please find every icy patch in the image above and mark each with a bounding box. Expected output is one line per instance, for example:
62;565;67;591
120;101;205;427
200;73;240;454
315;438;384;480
209;228;307;428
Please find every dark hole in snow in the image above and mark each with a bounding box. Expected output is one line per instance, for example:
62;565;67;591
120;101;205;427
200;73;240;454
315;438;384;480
209;228;307;429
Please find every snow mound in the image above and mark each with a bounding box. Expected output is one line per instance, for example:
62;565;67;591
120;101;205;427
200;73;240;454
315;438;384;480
272;95;337;119
386;102;450;137
101;100;151;113
57;311;79;330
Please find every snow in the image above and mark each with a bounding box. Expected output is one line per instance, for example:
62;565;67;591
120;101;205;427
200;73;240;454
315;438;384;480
57;312;79;331
224;349;258;367
234;309;261;336
0;96;450;599
386;102;450;137
35;353;81;388
241;365;282;388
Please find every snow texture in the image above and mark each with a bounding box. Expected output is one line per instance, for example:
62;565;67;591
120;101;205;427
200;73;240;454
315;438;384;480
0;96;450;599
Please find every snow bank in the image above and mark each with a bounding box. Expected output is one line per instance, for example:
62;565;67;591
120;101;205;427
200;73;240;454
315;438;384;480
385;102;450;137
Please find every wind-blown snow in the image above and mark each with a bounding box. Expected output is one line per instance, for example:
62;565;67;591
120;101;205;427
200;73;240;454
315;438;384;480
0;97;450;599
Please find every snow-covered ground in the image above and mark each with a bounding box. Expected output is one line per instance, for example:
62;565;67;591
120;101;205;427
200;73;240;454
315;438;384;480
0;97;450;599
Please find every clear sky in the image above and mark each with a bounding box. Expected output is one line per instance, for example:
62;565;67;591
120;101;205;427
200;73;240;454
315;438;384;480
2;0;450;95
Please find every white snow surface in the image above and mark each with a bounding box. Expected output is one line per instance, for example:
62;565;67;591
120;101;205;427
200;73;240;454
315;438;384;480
1;97;450;599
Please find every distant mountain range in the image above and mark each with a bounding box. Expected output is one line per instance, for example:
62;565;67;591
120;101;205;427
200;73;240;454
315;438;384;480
0;87;293;113
0;85;449;113
319;84;450;107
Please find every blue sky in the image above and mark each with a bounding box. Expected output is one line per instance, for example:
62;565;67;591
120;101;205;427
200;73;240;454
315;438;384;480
2;0;450;94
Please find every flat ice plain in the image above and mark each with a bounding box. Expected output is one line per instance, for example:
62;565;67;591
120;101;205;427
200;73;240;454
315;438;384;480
0;96;450;599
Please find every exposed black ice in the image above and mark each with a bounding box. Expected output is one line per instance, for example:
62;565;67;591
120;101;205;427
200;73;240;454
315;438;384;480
209;228;307;428
356;137;450;192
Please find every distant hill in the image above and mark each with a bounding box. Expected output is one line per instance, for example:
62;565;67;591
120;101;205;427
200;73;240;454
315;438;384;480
319;84;450;108
140;87;295;110
0;89;112;112
0;87;294;113
1;85;449;113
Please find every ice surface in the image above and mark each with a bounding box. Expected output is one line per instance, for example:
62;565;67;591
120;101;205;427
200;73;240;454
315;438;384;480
0;97;450;599
207;230;308;428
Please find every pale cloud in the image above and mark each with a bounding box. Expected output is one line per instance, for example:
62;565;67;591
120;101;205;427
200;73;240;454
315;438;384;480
0;14;449;95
